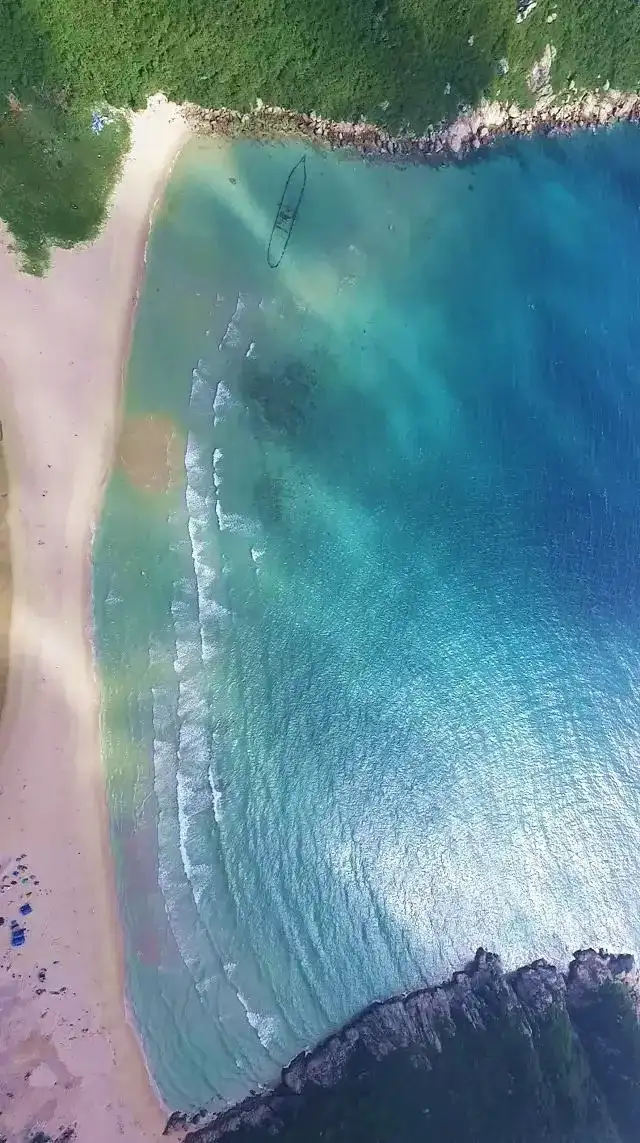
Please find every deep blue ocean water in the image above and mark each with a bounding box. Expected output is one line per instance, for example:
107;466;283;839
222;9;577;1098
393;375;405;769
94;127;640;1110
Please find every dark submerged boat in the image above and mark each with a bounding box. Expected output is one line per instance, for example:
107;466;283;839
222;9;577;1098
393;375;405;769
267;156;307;268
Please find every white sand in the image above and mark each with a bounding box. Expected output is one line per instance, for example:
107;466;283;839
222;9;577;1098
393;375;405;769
0;94;190;1142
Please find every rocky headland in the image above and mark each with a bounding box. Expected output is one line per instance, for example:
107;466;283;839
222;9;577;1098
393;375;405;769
165;947;640;1142
185;87;640;166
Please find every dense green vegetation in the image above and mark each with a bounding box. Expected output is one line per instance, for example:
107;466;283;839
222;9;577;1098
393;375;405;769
570;982;640;1142
2;0;640;268
195;983;640;1143
0;98;128;272
3;0;640;127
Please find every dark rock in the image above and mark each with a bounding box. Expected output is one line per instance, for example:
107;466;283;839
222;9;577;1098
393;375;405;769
183;948;640;1142
27;1132;75;1143
163;1111;189;1135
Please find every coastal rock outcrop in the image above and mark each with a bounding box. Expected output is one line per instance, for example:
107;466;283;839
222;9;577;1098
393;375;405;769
185;86;640;169
180;948;640;1142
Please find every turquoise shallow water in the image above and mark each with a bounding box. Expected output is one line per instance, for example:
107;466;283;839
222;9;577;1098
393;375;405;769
94;128;640;1110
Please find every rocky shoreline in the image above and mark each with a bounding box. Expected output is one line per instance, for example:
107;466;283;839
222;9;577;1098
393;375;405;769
185;88;640;164
164;947;640;1140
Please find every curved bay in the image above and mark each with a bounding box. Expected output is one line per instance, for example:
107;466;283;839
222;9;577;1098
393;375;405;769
93;128;640;1110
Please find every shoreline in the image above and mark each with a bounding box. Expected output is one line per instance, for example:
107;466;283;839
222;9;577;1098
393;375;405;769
184;87;640;160
0;79;638;1142
174;947;640;1141
84;99;191;1122
0;94;189;1142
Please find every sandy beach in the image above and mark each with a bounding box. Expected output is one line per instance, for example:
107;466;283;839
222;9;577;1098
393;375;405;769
0;94;189;1142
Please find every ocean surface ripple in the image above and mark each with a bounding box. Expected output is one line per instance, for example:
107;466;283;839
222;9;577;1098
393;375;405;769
93;128;640;1110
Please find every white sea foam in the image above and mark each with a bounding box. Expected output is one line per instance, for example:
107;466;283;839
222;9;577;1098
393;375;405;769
237;993;281;1050
158;585;221;993
185;436;218;664
191;359;215;411
213;380;234;427
153;634;234;1022
184;365;233;662
147;345;267;1033
151;653;213;997
209;765;224;824
213;448;224;491
103;585;122;610
215;503;259;536
176;767;205;890
218;293;247;351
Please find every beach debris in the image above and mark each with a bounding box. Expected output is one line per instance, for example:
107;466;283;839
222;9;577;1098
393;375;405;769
90;110;114;135
0;857;40;951
91;112;108;134
28;1131;75;1143
10;926;26;947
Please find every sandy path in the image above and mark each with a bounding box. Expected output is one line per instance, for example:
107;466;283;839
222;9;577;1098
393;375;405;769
0;440;12;717
0;95;189;1143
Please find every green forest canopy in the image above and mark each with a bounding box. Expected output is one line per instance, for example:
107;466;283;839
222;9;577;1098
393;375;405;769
2;0;640;270
4;0;640;124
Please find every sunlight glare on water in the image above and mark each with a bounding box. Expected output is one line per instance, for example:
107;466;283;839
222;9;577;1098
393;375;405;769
94;128;640;1109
